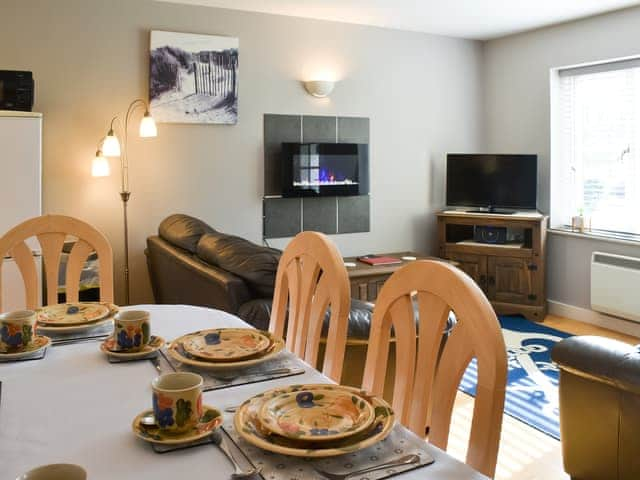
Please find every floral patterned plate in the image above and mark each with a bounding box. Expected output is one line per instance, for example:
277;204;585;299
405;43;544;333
36;302;112;326
0;335;51;360
167;330;284;370
182;328;271;362
132;405;222;445
234;384;395;458
259;385;375;441
36;304;118;334
100;335;165;360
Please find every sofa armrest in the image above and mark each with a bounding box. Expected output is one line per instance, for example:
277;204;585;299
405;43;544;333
146;236;252;313
187;256;253;312
552;336;640;394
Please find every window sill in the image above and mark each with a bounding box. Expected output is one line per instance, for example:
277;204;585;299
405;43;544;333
549;226;640;247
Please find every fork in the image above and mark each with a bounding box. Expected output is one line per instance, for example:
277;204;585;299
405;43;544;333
211;430;262;479
51;334;109;346
313;454;420;480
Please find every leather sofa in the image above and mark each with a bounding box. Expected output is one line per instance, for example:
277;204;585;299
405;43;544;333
551;335;640;480
146;213;279;322
146;214;374;336
146;214;454;397
146;214;380;388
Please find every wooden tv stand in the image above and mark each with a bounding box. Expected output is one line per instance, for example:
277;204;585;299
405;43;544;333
437;210;548;321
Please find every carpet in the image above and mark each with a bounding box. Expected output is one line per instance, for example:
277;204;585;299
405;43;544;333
458;315;572;440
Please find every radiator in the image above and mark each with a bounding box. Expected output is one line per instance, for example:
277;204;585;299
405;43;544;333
591;252;640;322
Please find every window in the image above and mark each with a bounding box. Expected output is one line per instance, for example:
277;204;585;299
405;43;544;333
552;58;640;236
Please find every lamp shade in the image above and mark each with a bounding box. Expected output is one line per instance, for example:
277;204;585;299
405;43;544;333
102;130;121;157
303;80;336;98
139;112;157;138
91;151;111;177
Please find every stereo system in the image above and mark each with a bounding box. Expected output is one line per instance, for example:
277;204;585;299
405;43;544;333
473;225;525;244
473;226;508;244
0;70;34;112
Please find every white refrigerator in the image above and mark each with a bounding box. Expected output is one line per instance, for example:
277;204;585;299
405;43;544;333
0;111;42;311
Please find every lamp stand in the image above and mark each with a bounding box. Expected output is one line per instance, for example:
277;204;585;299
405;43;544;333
118;100;143;305
98;98;156;306
120;190;131;305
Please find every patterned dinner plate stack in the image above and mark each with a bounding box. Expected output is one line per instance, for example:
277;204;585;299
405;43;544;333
234;384;395;457
166;328;285;370
36;302;119;334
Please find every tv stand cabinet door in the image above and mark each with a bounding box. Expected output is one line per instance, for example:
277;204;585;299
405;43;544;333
446;252;487;293
487;256;538;305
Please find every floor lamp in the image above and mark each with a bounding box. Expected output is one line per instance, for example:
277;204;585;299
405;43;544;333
92;99;158;305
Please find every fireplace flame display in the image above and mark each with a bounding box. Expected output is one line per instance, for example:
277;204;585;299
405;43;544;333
294;167;358;187
282;142;369;197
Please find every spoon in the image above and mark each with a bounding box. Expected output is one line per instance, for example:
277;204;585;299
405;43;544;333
313;453;420;480
140;413;159;428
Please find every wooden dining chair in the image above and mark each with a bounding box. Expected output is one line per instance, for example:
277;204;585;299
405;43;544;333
268;231;351;382
0;214;114;310
362;259;507;478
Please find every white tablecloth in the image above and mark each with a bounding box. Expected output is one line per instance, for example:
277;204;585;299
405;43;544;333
0;305;487;479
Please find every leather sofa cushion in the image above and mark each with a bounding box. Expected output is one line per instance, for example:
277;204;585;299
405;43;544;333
197;233;280;297
158;214;216;253
237;298;273;331
237;298;375;338
237;298;456;341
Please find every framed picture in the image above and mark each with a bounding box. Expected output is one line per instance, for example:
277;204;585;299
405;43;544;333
149;30;239;124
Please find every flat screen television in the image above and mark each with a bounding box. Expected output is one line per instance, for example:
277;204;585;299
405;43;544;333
281;143;369;197
446;154;538;211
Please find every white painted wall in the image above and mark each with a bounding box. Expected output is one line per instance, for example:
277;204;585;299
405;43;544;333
0;0;484;304
483;6;640;319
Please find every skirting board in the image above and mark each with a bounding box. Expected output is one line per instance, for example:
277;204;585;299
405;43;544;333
548;300;640;338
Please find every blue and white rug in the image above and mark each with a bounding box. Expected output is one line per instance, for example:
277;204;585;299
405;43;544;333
459;315;571;439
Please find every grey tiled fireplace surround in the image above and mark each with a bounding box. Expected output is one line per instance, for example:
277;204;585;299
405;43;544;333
263;113;370;239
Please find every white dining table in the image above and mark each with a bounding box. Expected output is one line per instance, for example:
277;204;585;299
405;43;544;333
0;304;488;480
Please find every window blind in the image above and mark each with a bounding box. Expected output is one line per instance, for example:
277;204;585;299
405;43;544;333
556;60;640;235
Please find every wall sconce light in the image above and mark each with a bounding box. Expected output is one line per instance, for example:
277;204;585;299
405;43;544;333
303;80;336;98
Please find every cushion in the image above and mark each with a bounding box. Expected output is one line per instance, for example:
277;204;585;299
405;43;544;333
237;297;456;341
197;232;281;297
237;298;272;331
237;298;375;338
158;214;216;253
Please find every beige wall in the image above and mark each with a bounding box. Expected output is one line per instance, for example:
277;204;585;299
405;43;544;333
482;6;640;313
1;0;484;304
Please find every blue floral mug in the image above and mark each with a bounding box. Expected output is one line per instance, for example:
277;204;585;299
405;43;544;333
112;310;150;352
0;310;36;353
151;372;204;434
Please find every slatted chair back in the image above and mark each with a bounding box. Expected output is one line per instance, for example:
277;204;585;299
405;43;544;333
0;214;114;310
362;260;507;478
268;231;351;382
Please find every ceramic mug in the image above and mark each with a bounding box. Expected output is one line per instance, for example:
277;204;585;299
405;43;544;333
0;310;36;353
17;463;86;480
152;372;204;434
112;310;150;352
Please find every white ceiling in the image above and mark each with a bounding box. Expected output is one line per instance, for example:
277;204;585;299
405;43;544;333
155;0;640;40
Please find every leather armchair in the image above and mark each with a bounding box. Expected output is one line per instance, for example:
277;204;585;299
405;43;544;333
551;335;640;480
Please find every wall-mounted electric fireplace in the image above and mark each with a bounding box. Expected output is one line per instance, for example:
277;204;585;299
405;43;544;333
281;142;369;197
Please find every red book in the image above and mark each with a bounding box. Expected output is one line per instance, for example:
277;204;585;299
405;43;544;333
357;255;402;266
